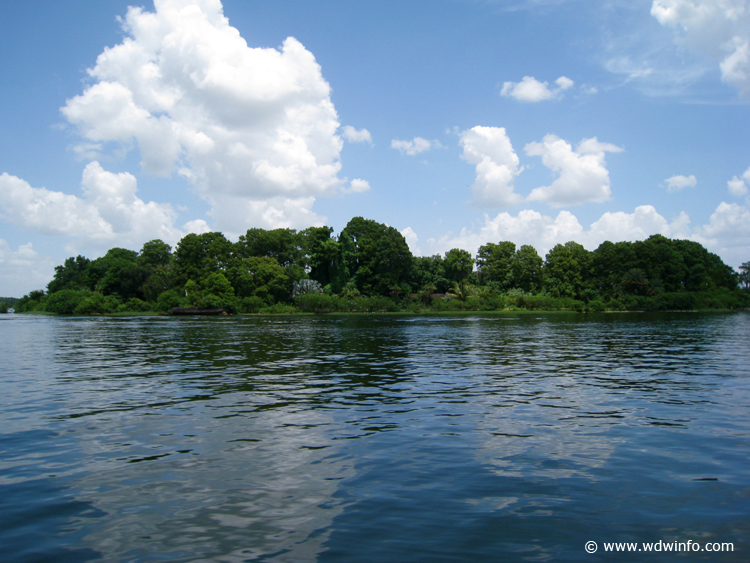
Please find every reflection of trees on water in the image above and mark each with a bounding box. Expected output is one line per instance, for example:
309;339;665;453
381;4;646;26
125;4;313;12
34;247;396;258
10;313;750;561
73;406;354;562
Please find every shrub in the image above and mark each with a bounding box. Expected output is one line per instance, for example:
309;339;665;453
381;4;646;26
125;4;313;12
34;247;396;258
45;290;89;314
519;295;559;310
296;293;340;314
120;297;152;312
259;303;298;314
16;290;47;312
237;296;266;313
653;292;696;311
348;296;398;313
157;289;187;312
75;293;121;315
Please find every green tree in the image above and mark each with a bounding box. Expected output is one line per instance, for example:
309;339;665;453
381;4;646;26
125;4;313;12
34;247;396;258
138;240;172;268
592;241;637;297
16;290;46;312
299;226;343;288
512;245;544;293
739;262;750;291
45;289;89;314
544;241;592;300
86;248;145;300
235;228;302;268
444;248;473;283
476;241;516;288
227;256;290;303
174;232;233;283
339;217;413;296
448;279;474;301
411;255;449;293
200;272;235;310
138;240;174;302
47;255;91;293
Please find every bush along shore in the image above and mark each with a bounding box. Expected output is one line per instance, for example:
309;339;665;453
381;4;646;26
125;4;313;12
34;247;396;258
13;217;750;315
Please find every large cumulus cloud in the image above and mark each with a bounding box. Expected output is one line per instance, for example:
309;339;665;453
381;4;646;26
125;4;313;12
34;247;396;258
460;126;523;208
525;136;623;208
62;0;349;230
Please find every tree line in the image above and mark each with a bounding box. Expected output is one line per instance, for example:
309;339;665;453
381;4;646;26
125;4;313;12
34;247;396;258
13;216;750;315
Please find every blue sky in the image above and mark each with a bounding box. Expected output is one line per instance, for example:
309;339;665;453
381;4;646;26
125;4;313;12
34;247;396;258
1;0;749;296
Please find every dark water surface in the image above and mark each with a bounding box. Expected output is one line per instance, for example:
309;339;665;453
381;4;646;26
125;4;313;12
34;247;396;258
1;313;749;562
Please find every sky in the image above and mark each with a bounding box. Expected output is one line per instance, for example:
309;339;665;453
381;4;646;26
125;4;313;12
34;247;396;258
1;0;749;297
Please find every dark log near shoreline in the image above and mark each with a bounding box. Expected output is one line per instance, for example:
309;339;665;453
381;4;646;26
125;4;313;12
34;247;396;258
171;307;226;315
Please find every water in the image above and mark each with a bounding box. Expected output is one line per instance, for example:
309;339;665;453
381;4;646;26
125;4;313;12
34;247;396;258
1;312;748;562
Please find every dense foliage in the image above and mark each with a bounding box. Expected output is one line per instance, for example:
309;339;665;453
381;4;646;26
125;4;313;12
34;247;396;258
14;217;749;315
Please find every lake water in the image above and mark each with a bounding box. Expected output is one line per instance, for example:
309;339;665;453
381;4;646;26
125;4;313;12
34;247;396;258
1;312;749;562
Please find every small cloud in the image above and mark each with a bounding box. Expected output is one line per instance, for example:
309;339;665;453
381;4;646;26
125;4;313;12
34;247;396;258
341;178;371;194
664;174;697;193
727;166;750;197
500;75;575;102
555;76;575;90
391;137;442;156
342;126;372;144
182;219;211;235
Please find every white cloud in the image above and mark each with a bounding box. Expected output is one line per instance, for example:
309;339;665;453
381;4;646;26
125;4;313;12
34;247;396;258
61;0;346;231
693;201;750;266
400;226;421;256
432;209;584;259
341;126;372;144
391;137;442;156
0;241;56;297
0;162;190;250
651;0;750;95
348;179;371;193
525;135;623;207
432;202;749;270
500;75;575;101
338;178;371;195
460;126;523;208
664;174;697;192
727;166;750;196
583;205;691;245
431;205;682;260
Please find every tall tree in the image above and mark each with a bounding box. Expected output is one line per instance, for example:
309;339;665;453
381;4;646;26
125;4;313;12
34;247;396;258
339;217;413;296
174;232;232;283
476;241;516;288
411;255;449;293
544;241;592;299
739;262;750;291
87;248;145;300
235;228;302;268
138;240;172;268
227;257;290;303
47;255;91;293
512;245;544;293
444;248;474;283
